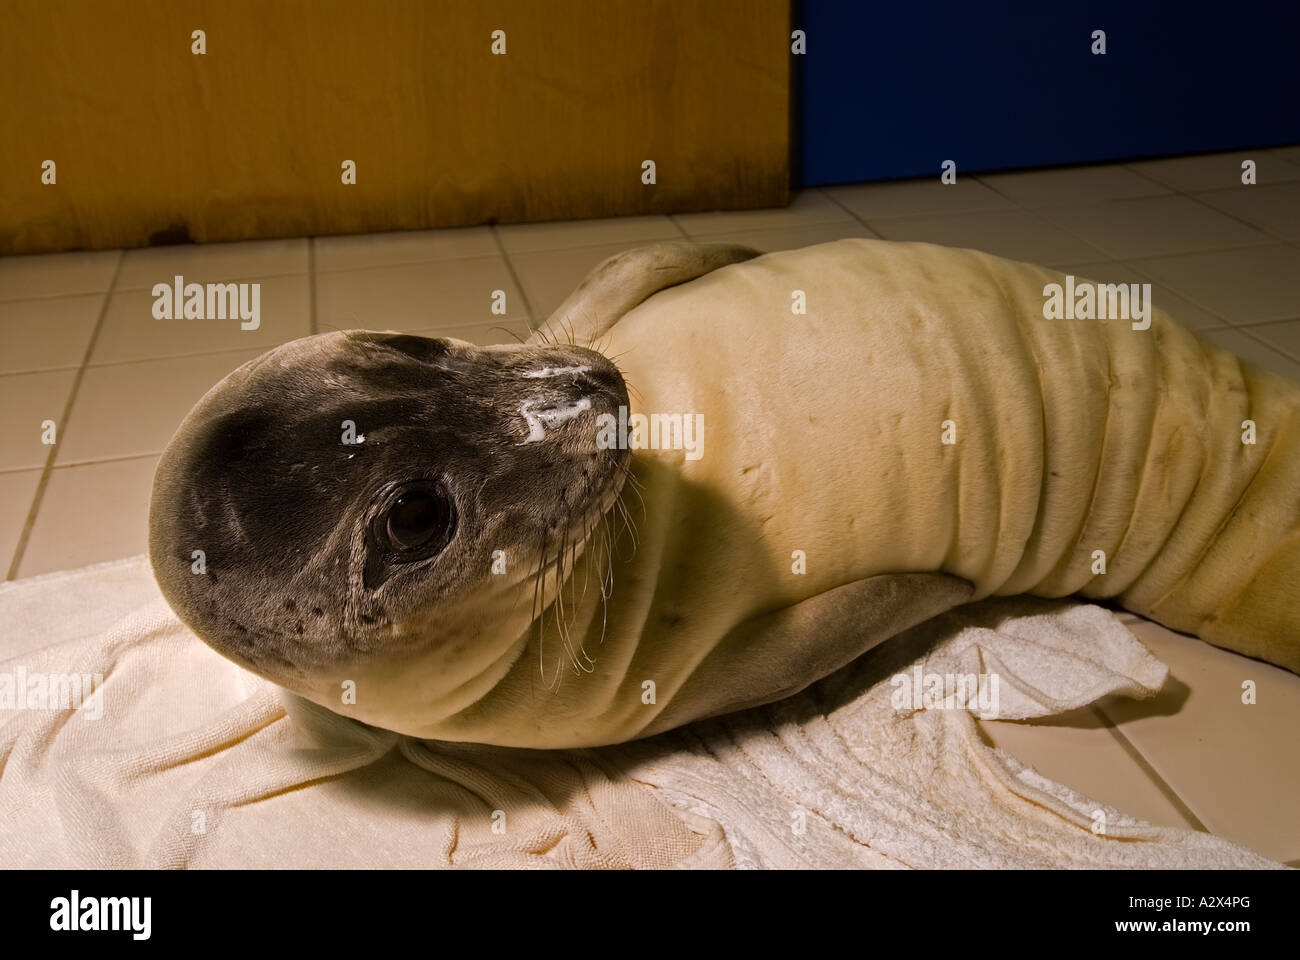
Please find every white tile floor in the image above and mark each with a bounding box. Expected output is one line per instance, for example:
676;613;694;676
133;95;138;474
3;147;1299;863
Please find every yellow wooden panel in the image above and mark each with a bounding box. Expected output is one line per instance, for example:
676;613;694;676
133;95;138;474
0;0;790;255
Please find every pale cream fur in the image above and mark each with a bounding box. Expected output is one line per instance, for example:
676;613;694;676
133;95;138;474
331;239;1299;747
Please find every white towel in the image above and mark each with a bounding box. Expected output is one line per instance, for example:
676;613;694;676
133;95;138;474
0;557;1279;868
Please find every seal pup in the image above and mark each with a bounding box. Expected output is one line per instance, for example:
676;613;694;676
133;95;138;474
150;239;1300;747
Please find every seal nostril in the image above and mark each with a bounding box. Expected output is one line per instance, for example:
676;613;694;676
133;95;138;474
573;369;622;401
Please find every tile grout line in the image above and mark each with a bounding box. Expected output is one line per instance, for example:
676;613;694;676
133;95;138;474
1166;172;1297;248
6;251;125;581
110;269;310;294
18;451;161;471
1118;162;1190;193
313;251;505;276
816;186;885;234
1030;209;1278;262
832;173;1090;239
0;289;115;306
1071;250;1298;355
489;224;536;329
1179;189;1297;247
499;233;685;257
671;222;876;244
1103;259;1231;328
4;343;269;375
1118;164;1300;356
1121;161;1300;192
863;204;1278;262
966;173;1041;209
0;270;310;305
1088;704;1211;833
1232;314;1300;329
1232;324;1300;366
0;364;83;379
1121;258;1296;334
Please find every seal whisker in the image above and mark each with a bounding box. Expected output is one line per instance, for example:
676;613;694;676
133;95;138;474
593;511;614;650
524;467;628;691
571;533;599;673
533;527;559;688
491;324;528;345
611;458;648;519
569;534;579;628
600;513;616;603
579;521;594;607
579;504;597;610
550;525;568;686
550;514;582;684
611;488;640;558
586;331;616;358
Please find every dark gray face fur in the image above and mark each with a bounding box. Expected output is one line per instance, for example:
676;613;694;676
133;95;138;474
148;331;630;684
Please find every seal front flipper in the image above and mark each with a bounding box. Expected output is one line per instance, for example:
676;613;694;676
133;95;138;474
533;240;760;346
640;573;975;738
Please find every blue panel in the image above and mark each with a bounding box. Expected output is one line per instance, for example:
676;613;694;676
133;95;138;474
796;1;1300;186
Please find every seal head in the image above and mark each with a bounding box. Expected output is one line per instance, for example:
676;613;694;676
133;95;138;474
148;330;630;710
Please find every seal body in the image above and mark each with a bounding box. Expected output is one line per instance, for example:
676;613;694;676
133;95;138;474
150;239;1300;748
427;238;1300;744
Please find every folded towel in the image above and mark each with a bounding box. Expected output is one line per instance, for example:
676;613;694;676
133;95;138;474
606;601;1278;868
0;557;1279;868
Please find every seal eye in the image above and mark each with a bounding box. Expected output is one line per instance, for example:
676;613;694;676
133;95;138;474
385;491;450;552
365;482;457;586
